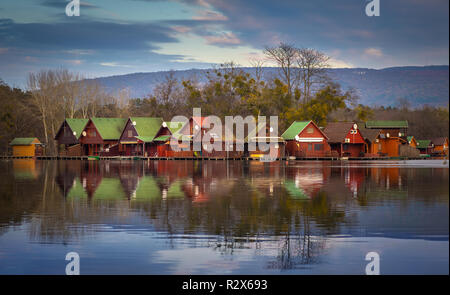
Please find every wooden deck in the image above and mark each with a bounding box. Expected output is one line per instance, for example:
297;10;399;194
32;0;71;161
0;155;445;161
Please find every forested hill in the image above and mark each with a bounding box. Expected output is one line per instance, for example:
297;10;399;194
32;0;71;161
89;65;449;107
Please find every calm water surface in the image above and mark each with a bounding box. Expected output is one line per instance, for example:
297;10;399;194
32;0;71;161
0;159;448;274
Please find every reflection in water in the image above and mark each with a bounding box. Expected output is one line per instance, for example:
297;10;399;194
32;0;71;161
0;159;448;274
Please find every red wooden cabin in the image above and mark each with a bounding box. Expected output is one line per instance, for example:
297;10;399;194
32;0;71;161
323;122;366;157
282;121;331;158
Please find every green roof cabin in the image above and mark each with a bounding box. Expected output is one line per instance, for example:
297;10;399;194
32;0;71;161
281;121;331;158
79;117;128;156
54;118;89;156
119;117;163;157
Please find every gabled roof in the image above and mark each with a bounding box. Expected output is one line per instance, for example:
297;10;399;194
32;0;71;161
9;137;40;146
281;121;328;140
407;136;414;142
358;125;380;141
365;120;408;129
66;118;89;139
90;118;128;140
323;122;354;143
129;117;163;139
431;137;448;146
166;121;185;134
416;139;432;148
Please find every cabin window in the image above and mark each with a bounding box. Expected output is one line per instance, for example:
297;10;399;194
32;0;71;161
378;144;382;151
307;127;314;134
128;130;133;137
314;144;323;151
308;144;312;151
90;130;96;137
343;144;349;151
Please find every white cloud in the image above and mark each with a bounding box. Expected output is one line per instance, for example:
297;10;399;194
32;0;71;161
100;62;132;68
203;32;241;45
193;10;228;21
364;48;383;57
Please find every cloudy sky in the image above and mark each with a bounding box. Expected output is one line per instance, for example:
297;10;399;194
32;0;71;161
0;0;448;86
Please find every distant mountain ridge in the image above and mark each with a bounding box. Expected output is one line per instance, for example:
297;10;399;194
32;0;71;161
89;65;449;107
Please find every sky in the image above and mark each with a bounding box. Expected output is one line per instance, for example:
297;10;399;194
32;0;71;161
0;0;448;87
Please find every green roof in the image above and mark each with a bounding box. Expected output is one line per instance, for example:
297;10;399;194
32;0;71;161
407;136;414;141
91;118;128;140
130;117;164;140
166;121;185;134
9;137;40;146
281;121;311;140
365;120;408;129
153;135;171;142
66;118;89;139
135;136;155;143
416;139;431;148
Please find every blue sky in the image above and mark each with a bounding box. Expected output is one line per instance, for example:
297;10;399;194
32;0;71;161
0;0;448;86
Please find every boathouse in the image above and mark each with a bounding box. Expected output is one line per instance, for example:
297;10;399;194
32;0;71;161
245;121;285;159
323;122;366;157
431;137;449;156
416;139;433;155
119;117;163;157
281;121;331;158
407;136;418;148
364;120;408;157
9;137;44;157
54;118;89;156
79;118;127;156
150;121;185;157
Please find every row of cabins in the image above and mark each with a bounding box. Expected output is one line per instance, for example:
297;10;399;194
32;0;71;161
9;118;448;158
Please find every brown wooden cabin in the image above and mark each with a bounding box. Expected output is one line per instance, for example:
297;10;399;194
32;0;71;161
118;117;163;157
362;121;408;157
79;118;128;156
173;116;243;158
151;121;185;157
323;122;366;157
54;118;89;156
245;121;285;159
281;121;331;157
431;137;449;156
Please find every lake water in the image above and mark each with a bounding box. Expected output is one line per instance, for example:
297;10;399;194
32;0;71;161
0;159;448;275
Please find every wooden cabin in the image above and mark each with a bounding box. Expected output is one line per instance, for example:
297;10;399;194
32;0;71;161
245;121;285;159
358;126;381;157
151;121;185;157
79;118;127;156
416;139;433;155
363;120;408;157
407;136;418;148
9;137;43;157
119;117;163;157
54;118;89;156
174;116;242;158
323;122;366;157
281;121;331;158
431;137;449;156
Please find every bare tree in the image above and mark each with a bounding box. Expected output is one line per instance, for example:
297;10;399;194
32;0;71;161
297;48;330;103
264;43;300;97
249;57;265;83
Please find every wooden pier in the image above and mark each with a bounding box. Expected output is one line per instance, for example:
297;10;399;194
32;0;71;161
0;155;445;161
